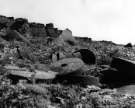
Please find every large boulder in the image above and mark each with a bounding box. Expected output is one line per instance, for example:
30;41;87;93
73;49;96;65
50;58;87;75
50;58;100;87
5;65;58;84
100;57;135;88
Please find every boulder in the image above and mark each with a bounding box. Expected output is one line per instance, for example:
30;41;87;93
50;58;86;75
5;65;58;84
73;49;96;65
100;57;135;88
50;58;99;87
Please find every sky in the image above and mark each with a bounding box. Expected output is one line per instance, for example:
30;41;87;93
0;0;135;44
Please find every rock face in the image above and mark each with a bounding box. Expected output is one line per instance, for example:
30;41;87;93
10;18;29;33
100;57;135;88
29;23;47;37
45;23;60;37
0;15;14;28
73;49;96;65
0;15;61;38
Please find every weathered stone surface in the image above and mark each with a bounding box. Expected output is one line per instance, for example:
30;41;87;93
29;22;47;37
46;28;58;37
6;65;58;84
73;49;96;65
50;58;85;75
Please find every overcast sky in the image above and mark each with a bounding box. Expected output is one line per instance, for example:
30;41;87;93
0;0;135;44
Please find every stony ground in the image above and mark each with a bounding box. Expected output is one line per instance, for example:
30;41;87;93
0;37;135;108
0;15;135;108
